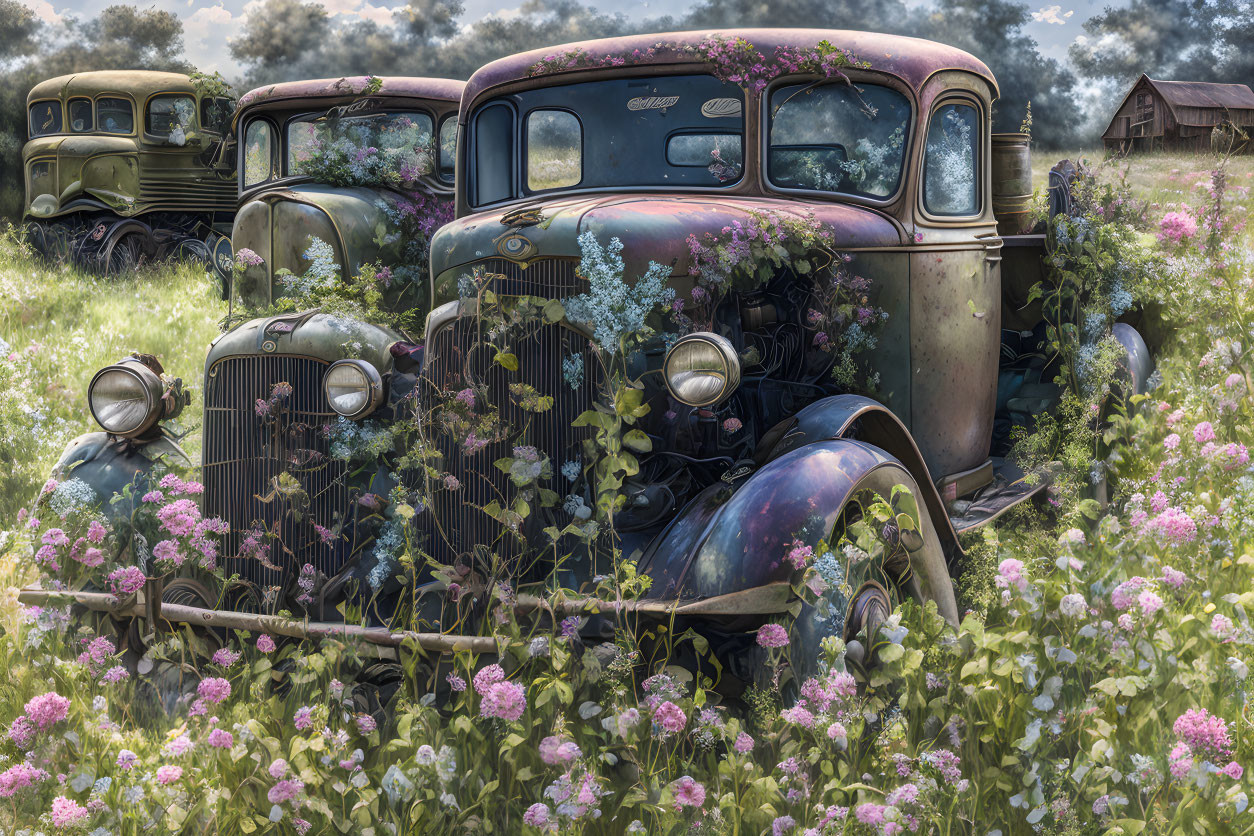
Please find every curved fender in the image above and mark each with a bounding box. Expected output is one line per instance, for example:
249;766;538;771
1112;323;1153;396
50;432;190;525
642;439;925;601
754;394;962;563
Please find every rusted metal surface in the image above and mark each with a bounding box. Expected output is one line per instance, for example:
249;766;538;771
236;77;464;112
461;29;996;110
432;194;903;304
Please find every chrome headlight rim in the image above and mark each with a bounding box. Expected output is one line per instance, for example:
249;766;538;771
323;359;384;419
662;332;741;408
87;359;164;438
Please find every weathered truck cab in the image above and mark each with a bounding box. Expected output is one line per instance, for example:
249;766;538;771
23;71;236;274
228;76;462;311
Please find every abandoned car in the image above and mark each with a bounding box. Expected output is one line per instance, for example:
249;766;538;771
23;30;1152;694
22;71;237;275
229;76;463;310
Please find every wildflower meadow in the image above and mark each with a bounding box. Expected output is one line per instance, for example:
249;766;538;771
0;149;1253;836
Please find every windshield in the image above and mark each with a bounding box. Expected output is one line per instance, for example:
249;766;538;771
768;82;911;199
469;74;746;207
29;102;61;137
286;110;436;189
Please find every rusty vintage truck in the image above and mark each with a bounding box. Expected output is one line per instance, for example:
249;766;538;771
23;31;1151;696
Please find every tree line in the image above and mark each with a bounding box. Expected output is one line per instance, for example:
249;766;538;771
2;0;1251;219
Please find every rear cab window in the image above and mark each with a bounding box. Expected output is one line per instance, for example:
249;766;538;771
922;101;980;216
526;109;581;191
29;101;62;137
438;116;457;183
97;98;135;135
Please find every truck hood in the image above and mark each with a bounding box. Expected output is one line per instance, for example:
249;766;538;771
430;193;904;286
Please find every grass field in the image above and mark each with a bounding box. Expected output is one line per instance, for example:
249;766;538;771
0;148;1252;833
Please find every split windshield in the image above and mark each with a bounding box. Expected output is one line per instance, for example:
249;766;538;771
286;109;436;187
469;74;747;207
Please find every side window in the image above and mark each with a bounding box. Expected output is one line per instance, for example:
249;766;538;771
28;102;61;137
97;98;134;135
473;104;513;206
923;102;979;216
243;120;275;188
201;97;234;135
526;109;580;192
438;116;456;182
68;99;93;132
147;94;197;144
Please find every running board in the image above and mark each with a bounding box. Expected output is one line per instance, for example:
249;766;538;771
947;457;1047;533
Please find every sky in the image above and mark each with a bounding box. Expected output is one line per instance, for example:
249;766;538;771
15;0;1129;77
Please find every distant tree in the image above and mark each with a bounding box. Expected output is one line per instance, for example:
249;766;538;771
1070;0;1253;87
923;0;1079;147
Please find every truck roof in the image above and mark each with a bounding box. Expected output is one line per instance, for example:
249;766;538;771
28;71;197;104
236;76;466;112
463;28;997;109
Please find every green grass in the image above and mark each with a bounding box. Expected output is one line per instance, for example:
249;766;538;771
0;228;227;520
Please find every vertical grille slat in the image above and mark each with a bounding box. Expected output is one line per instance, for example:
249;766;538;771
205;355;350;591
424;265;600;569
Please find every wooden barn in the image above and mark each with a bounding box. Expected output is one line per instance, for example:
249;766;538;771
1102;74;1254;153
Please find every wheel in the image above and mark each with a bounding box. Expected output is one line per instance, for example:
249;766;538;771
782;462;957;691
100;232;146;276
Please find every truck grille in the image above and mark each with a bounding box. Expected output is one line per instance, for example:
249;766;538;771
139;178;236;213
466;257;581;297
204;355;350;589
423;316;600;567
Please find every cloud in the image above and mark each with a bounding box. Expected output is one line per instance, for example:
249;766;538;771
183;3;240;72
1031;4;1074;25
20;0;63;25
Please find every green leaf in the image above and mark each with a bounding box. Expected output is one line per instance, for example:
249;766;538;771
622;429;652;453
495;352;519;371
542;298;566;323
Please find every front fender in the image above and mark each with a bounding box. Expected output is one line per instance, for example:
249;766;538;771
755;394;962;562
641;439;898;600
51;431;190;525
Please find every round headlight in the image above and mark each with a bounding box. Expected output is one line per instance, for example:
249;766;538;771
88;361;164;437
323;360;384;419
663;332;741;407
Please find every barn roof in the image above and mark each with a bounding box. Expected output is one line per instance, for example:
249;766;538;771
1103;74;1254;137
1149;78;1254;111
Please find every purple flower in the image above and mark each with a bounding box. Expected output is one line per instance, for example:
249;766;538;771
757;623;789;648
257;634;276;653
207;728;233;749
671;775;706;810
197;677;231;704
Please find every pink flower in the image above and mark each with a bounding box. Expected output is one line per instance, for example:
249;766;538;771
293;707;313;730
653;701;687;735
757;623;789;648
1193;421;1216;443
539;735;581;765
155;765;183;784
1158;211;1198;245
86;520;107;544
785;539;813;570
25;692;69;729
1161;566;1188;588
115;750;137;770
479;680;526;722
197;677;231;704
0;762;49;797
108;566;145;596
1212;614;1236;640
269;759;288;779
1137;589;1164;616
994;558;1027;592
1151;507;1197;544
1163;433;1180;451
356;714;377;734
256;634;276;653
722;417;743;433
827;722;848;744
49;795;88;828
446;673;467;692
473;664;505;694
268;778;304;805
1174;708;1233;759
733;732;754;753
207;728;233;749
671;775;706;809
523;803;551;828
212;648;240;667
856;803;887;825
1169;741;1193;779
1221;761;1244;780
